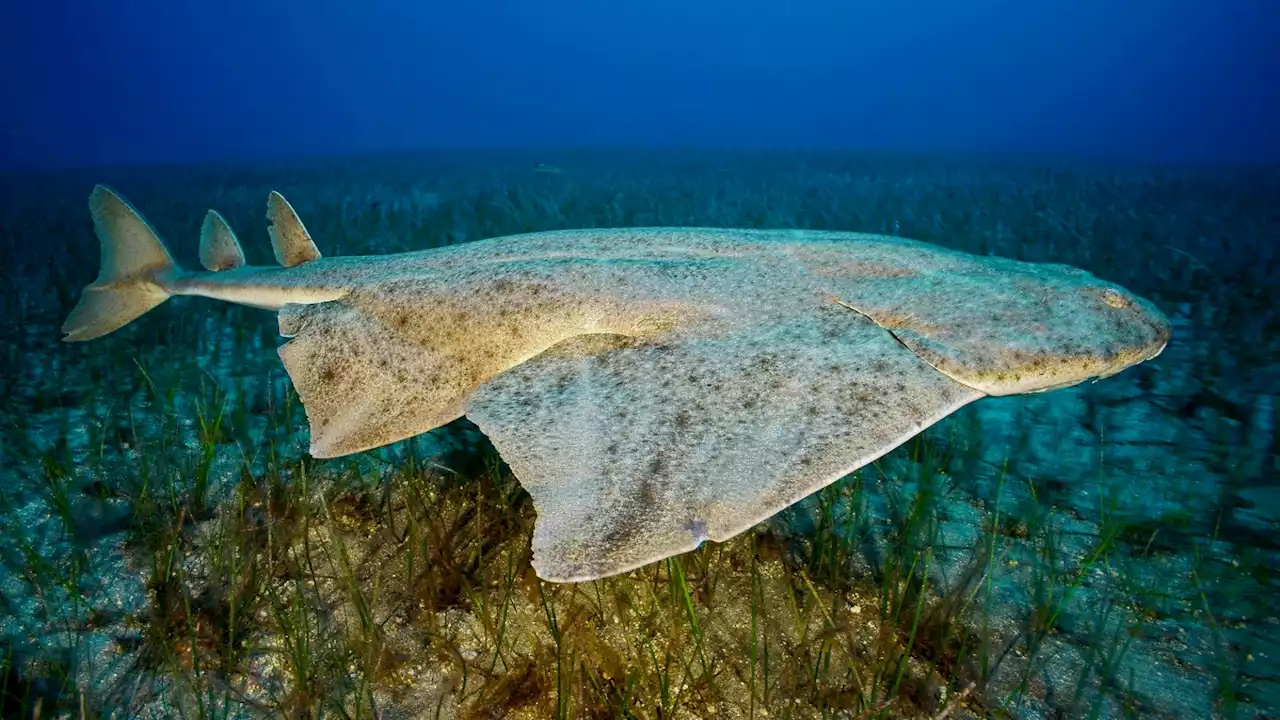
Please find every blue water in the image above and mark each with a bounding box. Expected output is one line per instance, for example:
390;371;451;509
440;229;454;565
3;0;1278;168
1;2;1278;718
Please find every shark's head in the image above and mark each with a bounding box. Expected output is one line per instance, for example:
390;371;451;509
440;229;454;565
830;248;1172;397
930;267;1172;395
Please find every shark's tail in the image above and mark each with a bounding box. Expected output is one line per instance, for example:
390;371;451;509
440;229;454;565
61;185;181;342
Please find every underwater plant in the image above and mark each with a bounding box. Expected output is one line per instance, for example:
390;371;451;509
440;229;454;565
0;151;1273;718
62;185;1168;586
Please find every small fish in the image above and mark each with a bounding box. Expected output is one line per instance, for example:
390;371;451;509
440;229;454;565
533;163;564;174
63;186;1170;582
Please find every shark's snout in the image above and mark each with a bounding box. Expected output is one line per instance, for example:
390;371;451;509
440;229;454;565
1073;283;1172;387
1114;290;1172;364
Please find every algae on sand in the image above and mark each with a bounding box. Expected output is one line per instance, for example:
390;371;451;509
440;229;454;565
0;150;1276;718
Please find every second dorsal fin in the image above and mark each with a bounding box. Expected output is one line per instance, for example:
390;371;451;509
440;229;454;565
199;210;247;271
266;191;322;267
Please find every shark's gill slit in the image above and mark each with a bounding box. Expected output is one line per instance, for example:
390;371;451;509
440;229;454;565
830;296;922;358
63;186;1172;582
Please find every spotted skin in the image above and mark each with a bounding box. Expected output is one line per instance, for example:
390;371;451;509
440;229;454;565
265;228;1169;581
62;189;1172;582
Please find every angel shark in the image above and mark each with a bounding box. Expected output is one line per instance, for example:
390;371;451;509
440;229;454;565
63;185;1171;582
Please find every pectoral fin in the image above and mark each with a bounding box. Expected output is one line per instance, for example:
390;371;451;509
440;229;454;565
276;290;481;458
466;306;982;582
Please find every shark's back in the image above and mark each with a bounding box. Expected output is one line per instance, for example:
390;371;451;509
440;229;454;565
64;188;1170;582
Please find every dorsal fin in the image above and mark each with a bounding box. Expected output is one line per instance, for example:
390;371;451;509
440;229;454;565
266;191;322;267
199;210;246;271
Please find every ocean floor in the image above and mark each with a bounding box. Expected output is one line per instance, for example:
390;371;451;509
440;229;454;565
0;150;1275;718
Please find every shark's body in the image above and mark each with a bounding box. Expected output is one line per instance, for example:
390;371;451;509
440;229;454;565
64;186;1171;582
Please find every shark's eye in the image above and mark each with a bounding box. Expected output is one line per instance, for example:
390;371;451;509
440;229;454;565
1099;288;1129;309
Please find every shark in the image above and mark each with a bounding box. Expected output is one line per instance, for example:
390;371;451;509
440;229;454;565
62;185;1171;582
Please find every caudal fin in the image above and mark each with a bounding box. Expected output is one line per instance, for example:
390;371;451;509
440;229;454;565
61;185;181;342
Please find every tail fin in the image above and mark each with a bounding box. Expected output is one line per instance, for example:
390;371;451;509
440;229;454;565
61;185;181;342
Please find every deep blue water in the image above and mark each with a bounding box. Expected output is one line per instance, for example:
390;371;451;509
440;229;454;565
2;0;1278;168
1;2;1278;717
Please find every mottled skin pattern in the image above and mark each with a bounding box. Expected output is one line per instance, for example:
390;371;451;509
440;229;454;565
63;189;1173;582
784;238;1172;395
206;227;1171;582
466;314;980;581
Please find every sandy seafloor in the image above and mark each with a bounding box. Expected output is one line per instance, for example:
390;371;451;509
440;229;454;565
0;150;1275;718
